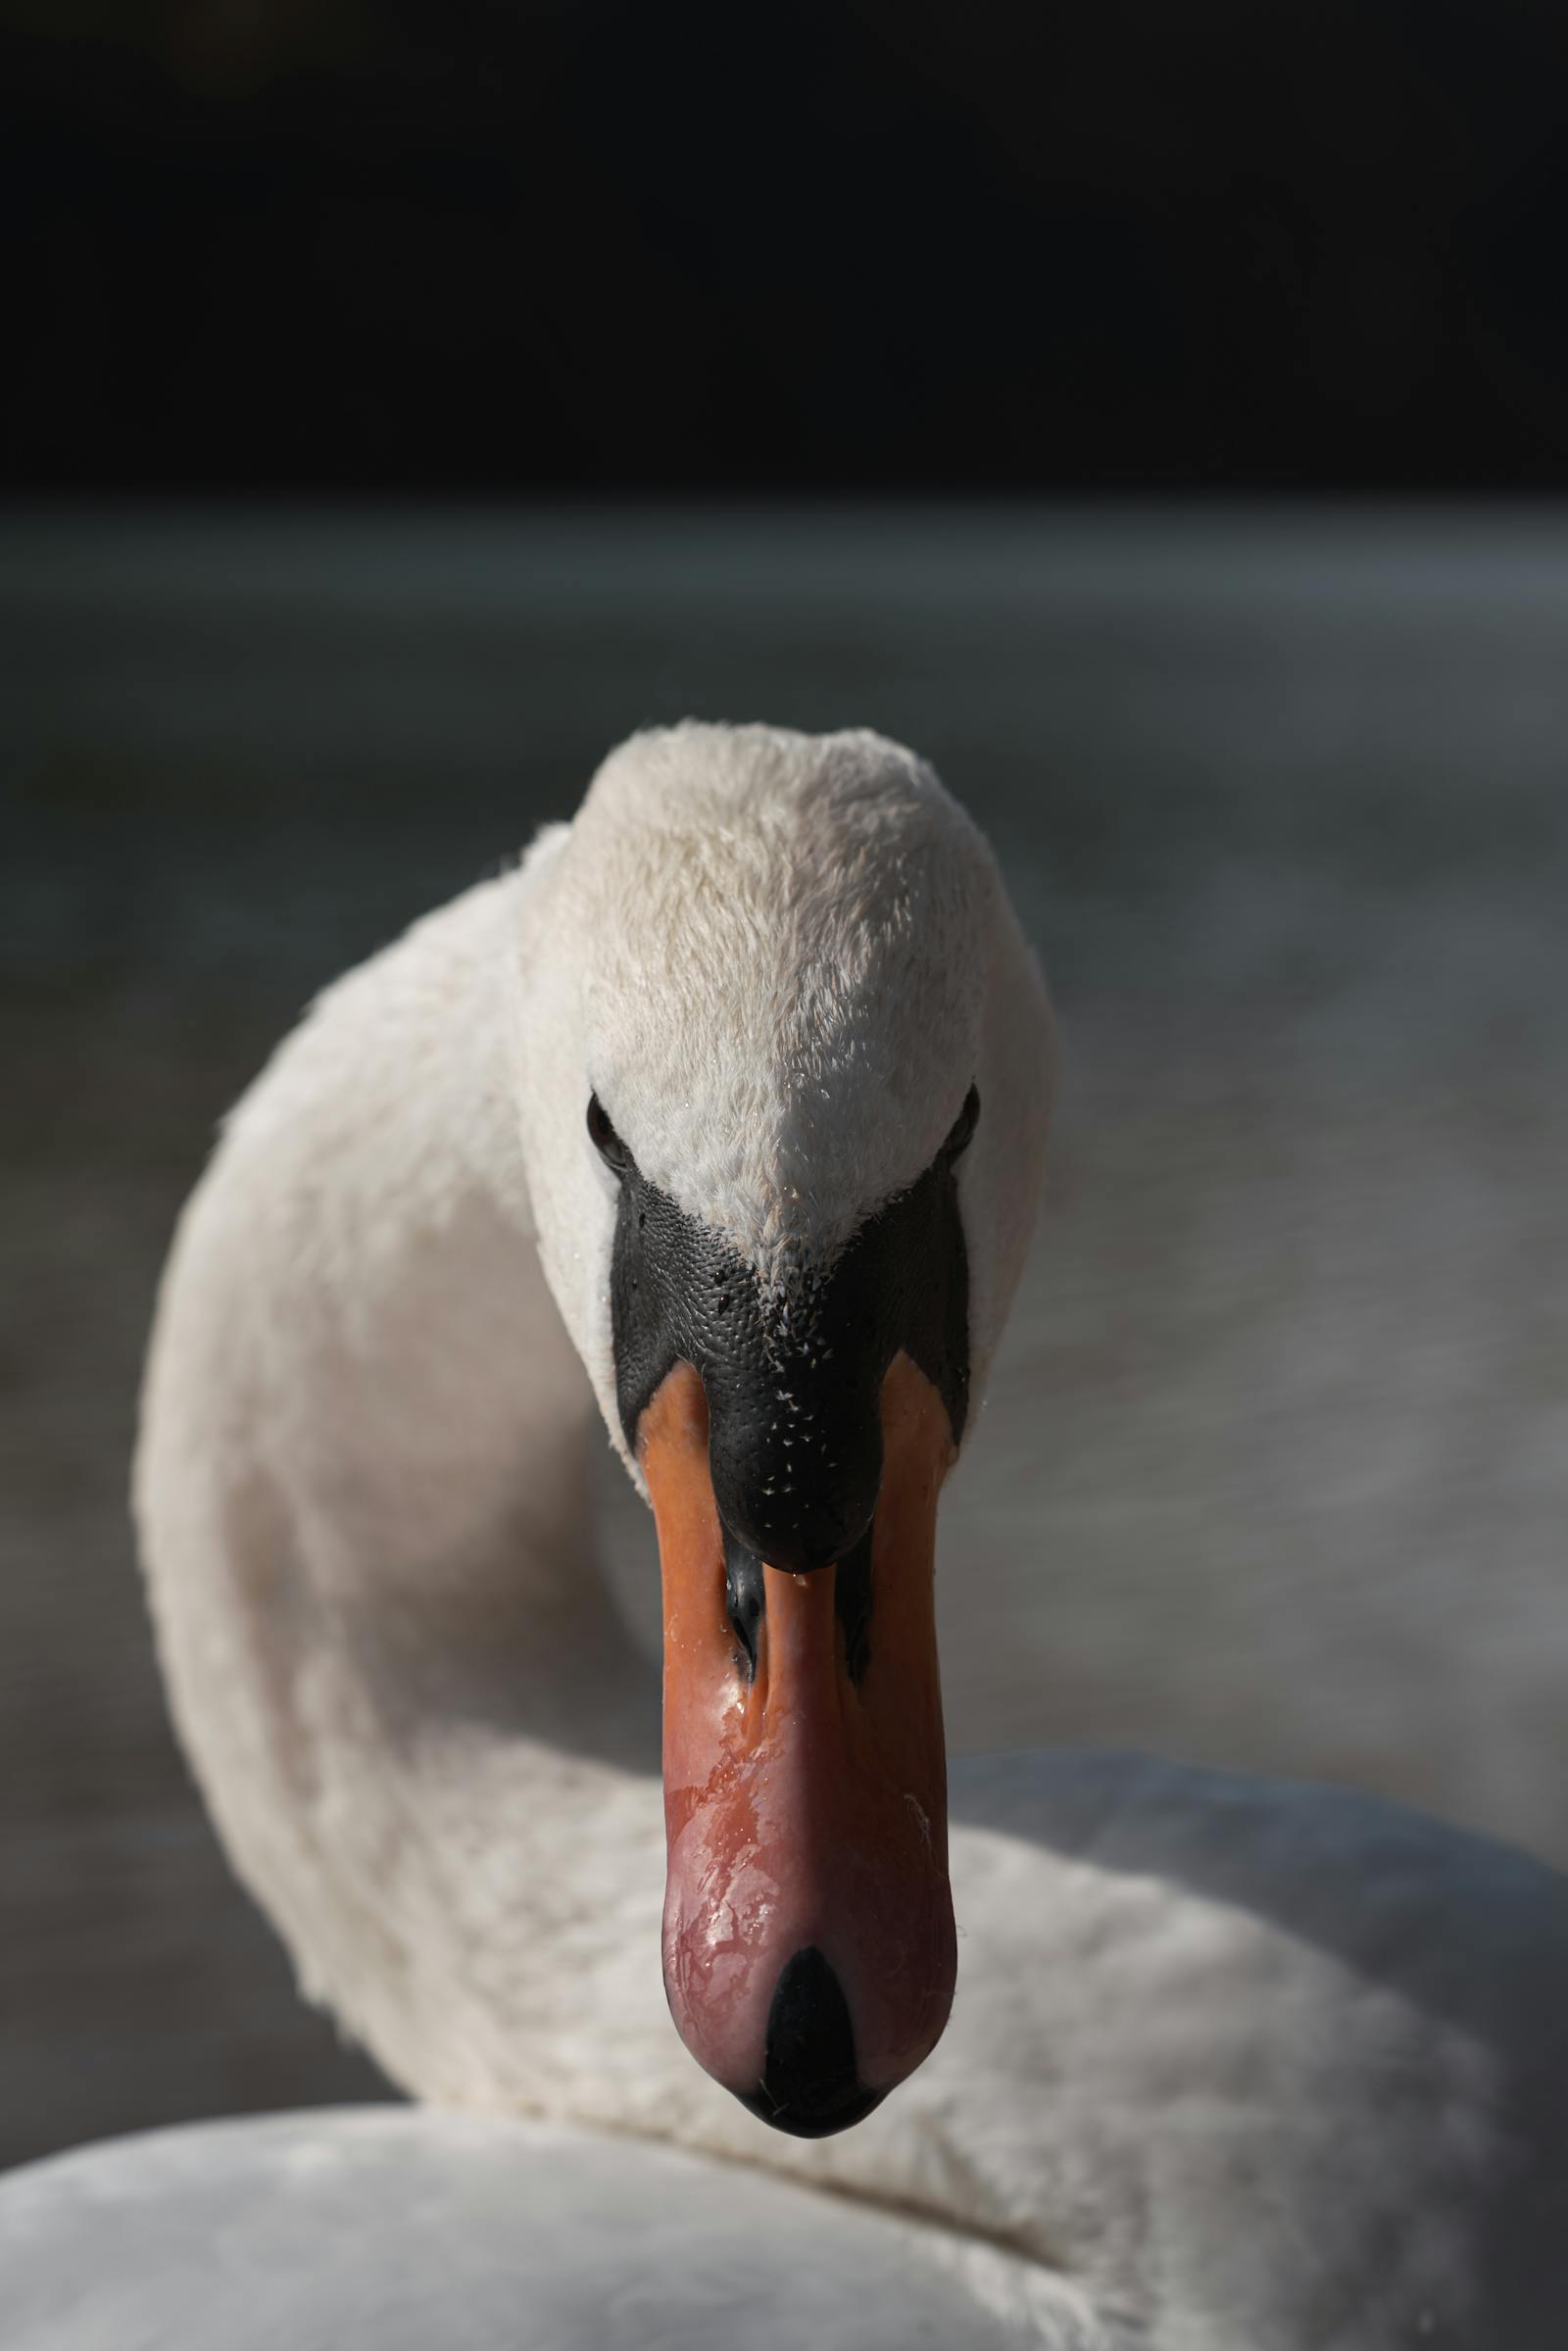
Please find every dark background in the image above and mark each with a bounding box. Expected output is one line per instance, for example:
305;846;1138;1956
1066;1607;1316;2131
6;0;1568;497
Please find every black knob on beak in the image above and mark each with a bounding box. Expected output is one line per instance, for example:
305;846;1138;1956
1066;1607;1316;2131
708;1387;881;1578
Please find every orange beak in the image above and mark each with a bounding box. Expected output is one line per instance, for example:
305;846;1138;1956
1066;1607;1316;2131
640;1350;957;2135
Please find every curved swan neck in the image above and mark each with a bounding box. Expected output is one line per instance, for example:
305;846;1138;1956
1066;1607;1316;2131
137;861;669;2106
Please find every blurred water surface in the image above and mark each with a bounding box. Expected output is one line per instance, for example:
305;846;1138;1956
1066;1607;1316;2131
4;506;1566;2169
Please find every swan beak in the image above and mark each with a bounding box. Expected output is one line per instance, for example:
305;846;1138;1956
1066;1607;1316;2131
640;1351;956;2137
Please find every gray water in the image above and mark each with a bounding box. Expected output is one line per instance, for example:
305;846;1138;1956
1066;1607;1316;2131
4;507;1566;2172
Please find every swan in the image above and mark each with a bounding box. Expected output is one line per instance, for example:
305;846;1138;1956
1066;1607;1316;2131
7;721;1565;2347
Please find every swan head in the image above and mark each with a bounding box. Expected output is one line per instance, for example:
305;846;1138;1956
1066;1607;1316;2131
519;722;1054;2135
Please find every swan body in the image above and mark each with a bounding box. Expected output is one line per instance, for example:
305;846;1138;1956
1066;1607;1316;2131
105;723;1568;2343
2;2110;1063;2350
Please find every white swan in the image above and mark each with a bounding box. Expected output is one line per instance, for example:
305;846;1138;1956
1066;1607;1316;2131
7;722;1565;2348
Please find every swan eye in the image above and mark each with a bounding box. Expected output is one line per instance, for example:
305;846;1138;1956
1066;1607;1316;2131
587;1092;632;1177
944;1084;980;1162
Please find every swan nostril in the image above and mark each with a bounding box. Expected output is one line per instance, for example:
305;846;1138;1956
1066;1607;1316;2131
835;1520;874;1685
720;1520;875;1686
722;1531;765;1678
736;1946;884;2140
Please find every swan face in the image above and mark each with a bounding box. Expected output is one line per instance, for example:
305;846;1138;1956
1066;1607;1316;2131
519;723;1054;2135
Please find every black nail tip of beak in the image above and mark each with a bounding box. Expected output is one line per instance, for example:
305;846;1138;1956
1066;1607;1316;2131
736;2080;885;2139
735;1945;886;2139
